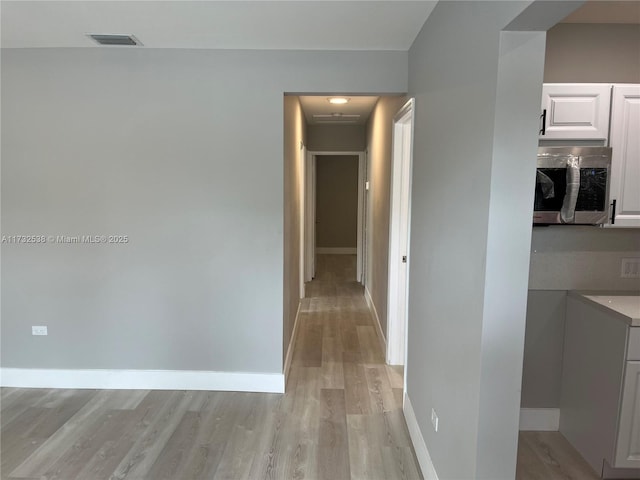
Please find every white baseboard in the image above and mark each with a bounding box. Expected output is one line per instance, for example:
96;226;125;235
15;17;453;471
404;393;439;480
0;368;285;393
364;286;387;356
316;247;357;254
519;408;560;431
284;301;303;382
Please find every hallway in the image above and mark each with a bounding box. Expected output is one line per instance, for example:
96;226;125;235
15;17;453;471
0;255;422;480
290;254;421;479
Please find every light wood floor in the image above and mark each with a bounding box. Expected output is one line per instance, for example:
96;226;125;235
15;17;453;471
517;432;601;480
0;254;422;480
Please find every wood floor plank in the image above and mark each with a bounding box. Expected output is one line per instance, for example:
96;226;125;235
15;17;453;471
317;389;350;480
387;366;405;390
321;334;345;389
74;391;185;479
346;414;386;480
517;434;552;480
110;390;195;479
343;354;372;415
358;326;385;364
0;408;53;476
40;409;137;480
381;445;422;480
1;389;50;429
167;392;241;480
298;322;324;367
517;432;600;480
8;390;138;478
146;411;202;480
365;365;397;414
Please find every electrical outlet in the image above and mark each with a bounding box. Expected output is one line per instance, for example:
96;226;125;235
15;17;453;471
31;326;48;336
621;258;640;279
431;408;439;432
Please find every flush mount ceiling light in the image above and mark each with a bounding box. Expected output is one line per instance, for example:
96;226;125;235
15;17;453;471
328;97;350;105
88;34;143;46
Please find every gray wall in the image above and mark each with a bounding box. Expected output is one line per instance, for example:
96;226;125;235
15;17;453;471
283;96;306;364
544;23;640;83
315;155;358;249
307;124;365;152
364;96;406;340
406;1;549;478
1;48;407;373
529;227;640;291
521;290;567;408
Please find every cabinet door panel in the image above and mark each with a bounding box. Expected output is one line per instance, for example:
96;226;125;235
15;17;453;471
540;84;611;140
615;361;640;469
609;85;640;228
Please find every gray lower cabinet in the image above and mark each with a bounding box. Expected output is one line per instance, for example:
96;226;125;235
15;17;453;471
615;361;640;468
560;295;640;478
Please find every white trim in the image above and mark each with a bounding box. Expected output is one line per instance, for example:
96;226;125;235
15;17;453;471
316;247;357;254
299;143;307;298
387;98;415;367
304;152;316;282
0;368;285;393
519;408;560;431
307;151;365;284
364;285;387;354
404;393;439;480
284;302;303;382
356;152;365;283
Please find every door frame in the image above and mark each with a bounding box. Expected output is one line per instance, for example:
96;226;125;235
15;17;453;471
304;151;366;284
387;98;415;367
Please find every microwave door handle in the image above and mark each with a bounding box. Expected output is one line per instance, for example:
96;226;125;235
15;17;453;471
610;199;617;225
560;158;580;223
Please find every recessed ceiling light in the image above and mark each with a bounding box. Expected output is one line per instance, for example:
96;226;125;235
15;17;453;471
328;97;350;105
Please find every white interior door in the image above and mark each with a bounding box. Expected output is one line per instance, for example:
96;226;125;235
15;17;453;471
356;152;365;283
387;99;415;366
299;144;306;298
304;153;316;282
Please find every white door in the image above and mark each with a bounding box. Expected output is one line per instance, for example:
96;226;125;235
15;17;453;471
540;83;611;141
608;84;640;228
387;99;415;366
304;153;316;282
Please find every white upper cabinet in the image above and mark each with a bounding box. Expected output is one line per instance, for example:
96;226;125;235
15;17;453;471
540;83;612;141
608;84;640;227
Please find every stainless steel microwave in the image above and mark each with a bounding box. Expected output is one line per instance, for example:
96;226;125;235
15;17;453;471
534;146;612;225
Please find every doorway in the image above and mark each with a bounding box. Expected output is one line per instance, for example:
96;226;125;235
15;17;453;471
304;151;366;284
387;99;415;367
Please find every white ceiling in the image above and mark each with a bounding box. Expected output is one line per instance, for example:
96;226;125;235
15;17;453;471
0;1;438;50
561;0;640;24
299;95;380;125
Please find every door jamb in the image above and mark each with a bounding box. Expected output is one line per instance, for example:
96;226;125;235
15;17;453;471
304;151;366;284
387;99;415;370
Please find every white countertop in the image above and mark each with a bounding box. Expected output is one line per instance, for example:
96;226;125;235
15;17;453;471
573;293;640;327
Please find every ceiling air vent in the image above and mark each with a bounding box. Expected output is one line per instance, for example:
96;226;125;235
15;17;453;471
88;34;142;46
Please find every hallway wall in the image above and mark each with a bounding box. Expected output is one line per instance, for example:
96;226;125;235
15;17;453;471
315;155;359;250
307;125;365;151
283;96;306;365
364;96;407;341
